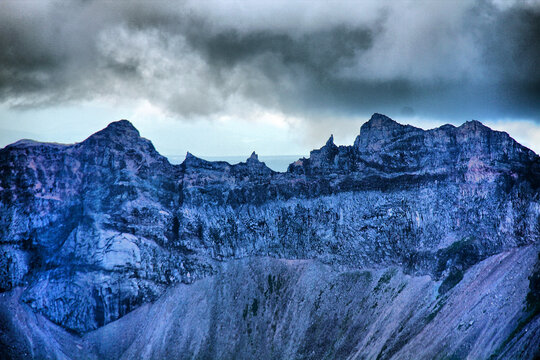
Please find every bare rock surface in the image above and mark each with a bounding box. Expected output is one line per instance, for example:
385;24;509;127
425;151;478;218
0;113;539;358
0;246;538;359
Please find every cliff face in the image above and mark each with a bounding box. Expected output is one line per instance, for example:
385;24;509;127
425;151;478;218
0;114;539;358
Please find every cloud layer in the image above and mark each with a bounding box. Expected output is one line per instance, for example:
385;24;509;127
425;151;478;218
1;0;539;122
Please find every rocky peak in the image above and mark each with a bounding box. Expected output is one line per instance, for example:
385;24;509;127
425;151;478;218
75;119;168;171
106;119;139;133
460;119;488;130
313;134;337;155
312;134;338;154
326;134;335;147
78;119;152;154
299;134;340;174
449;119;540;176
361;113;402;131
181;153;234;180
85;120;140;142
247;151;259;163
455;120;495;141
354;113;421;150
182;152;208;168
232;151;274;178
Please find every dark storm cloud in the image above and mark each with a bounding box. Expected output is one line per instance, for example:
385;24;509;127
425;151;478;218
0;0;539;121
481;4;540;112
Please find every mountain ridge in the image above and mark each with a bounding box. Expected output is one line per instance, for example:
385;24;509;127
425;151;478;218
5;113;537;172
0;113;538;359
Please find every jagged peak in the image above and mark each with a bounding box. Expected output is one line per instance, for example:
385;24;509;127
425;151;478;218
236;151;274;175
182;152;231;171
326;134;334;146
315;134;337;153
361;113;403;131
307;133;339;168
248;151;259;162
459;119;490;132
354;113;421;148
183;152;206;166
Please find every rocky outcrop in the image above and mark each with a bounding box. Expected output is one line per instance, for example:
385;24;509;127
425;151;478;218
0;113;539;351
0;121;187;332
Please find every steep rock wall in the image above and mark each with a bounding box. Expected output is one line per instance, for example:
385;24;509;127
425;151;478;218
0;114;538;335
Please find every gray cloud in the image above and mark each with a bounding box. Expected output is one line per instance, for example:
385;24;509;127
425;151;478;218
0;0;539;122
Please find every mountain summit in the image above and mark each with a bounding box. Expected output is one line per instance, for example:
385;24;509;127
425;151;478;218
84;119;141;142
362;112;404;129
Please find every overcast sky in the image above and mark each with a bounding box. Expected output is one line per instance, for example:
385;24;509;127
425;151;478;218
1;0;539;157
